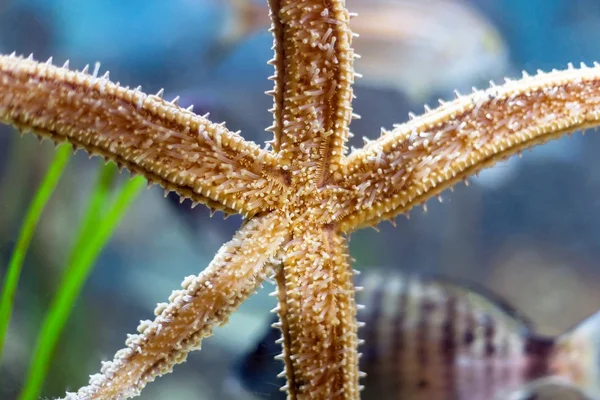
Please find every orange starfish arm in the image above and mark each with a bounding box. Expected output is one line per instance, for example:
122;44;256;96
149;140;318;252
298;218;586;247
275;225;361;398
63;212;289;400
0;54;288;217
266;0;356;186
337;65;600;231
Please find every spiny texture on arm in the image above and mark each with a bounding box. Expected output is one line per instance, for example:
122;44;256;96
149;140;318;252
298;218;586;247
0;54;287;217
63;213;288;400
275;226;360;399
337;65;600;231
266;0;356;186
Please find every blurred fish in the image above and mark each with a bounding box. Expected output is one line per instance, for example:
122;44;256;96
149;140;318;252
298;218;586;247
348;0;509;101
219;0;269;49
219;0;509;102
228;271;599;400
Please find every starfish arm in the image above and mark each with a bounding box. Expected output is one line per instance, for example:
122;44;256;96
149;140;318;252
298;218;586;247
266;0;355;186
62;212;289;400
0;53;288;217
275;225;361;399
337;65;600;231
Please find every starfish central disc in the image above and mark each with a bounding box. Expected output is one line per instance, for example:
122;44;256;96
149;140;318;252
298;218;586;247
279;179;353;228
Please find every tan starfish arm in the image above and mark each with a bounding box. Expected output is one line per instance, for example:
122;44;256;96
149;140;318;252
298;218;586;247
62;212;289;400
0;53;288;217
266;0;355;186
337;65;600;231
275;225;360;399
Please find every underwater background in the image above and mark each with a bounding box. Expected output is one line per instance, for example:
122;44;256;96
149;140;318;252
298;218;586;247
2;0;600;398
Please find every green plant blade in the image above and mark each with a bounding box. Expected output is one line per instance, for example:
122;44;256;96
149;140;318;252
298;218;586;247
0;143;72;362
66;163;118;270
19;169;145;400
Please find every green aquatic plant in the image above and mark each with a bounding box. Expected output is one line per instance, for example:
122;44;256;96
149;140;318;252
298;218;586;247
0;143;71;360
0;140;144;399
19;165;144;400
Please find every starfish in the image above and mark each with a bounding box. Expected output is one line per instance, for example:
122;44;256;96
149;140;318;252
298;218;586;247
1;1;600;399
